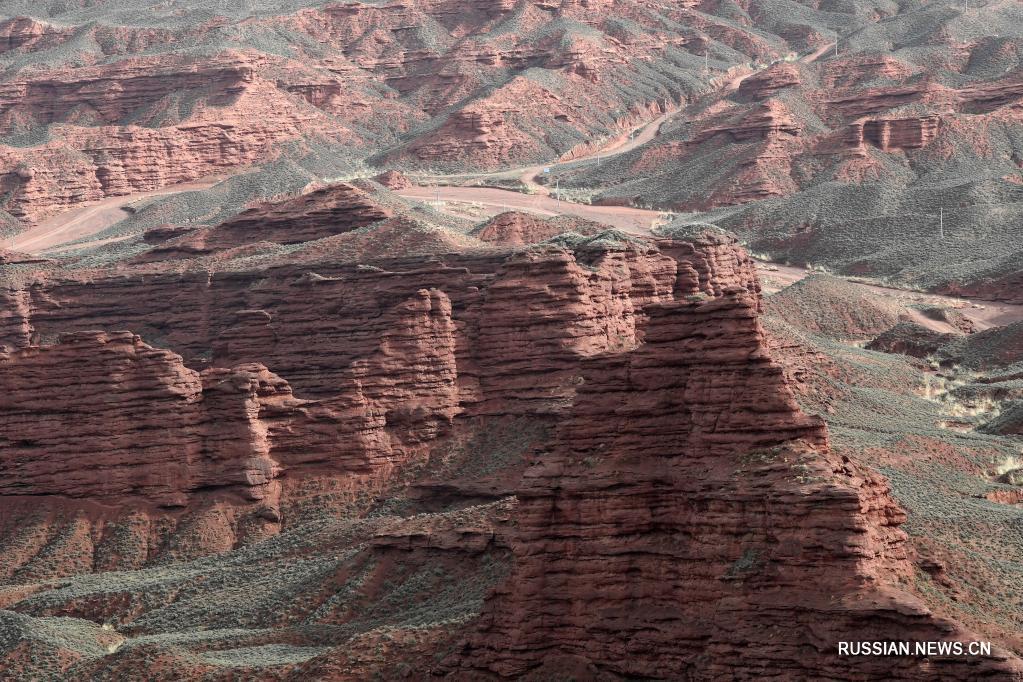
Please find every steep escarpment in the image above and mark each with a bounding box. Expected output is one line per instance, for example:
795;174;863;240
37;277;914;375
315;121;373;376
0;331;310;508
0;230;760;518
0;230;760;594
5;226;760;406
654;225;762;303
458;290;1023;679
0;51;350;224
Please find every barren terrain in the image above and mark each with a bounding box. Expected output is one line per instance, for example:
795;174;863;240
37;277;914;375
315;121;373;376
3;1;1023;680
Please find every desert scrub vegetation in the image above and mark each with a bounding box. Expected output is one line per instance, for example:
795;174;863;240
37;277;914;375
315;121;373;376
200;643;328;667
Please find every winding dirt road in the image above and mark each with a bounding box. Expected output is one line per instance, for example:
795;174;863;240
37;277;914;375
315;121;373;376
757;262;1023;331
6;44;1014;333
396;185;666;233
2;178;221;254
7;39;834;257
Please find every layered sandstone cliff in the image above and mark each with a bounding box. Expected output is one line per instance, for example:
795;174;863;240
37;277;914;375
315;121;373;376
457;290;1023;679
0;331;297;507
1;213;1020;677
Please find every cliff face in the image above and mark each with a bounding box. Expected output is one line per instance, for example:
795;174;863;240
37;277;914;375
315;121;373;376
655;228;763;303
458;290;1022;679
0;232;754;498
0;331;209;505
0;16;70;53
0;48;373;224
855;116;940;152
0;234;752;588
0;332;308;508
1;218;1020;677
0;57;256;133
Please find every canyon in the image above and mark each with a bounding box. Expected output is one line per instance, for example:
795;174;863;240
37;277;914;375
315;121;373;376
2;177;1022;677
3;0;1023;679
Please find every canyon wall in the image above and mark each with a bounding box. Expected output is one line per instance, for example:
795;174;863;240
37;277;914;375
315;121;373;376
1;221;1018;676
457;289;1023;679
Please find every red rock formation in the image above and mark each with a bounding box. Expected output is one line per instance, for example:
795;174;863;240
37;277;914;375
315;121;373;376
472;211;605;245
373;169;412;189
11;232;761;407
736;61;801;100
340;288;461;457
141;225;198;245
471;241;677;414
698;99;801;143
0;289;460;504
826;82;951;119
0;56;258;134
938;270;1023;305
655;227;762;305
400;105;537;169
201;182;392;251
0;17;70;53
474;212;559;246
0;248;50;265
0;287;33;353
0;233;765;516
133;184;395;262
458;290;1023;679
958;74;1023;114
822;55;917;88
0;55;348;223
0;331;281;506
852;115;940;152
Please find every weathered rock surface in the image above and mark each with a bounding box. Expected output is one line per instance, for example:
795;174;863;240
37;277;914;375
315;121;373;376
0;51;344;224
736;62;801;100
0;331;281;506
0;290;466;499
458;290;1023;679
472;211;605;246
372;169;412;190
1;208;1021;677
209;183;392;246
853;115;941;152
139;182;393;260
0;233;755;512
654;227;762;304
0;16;70;53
